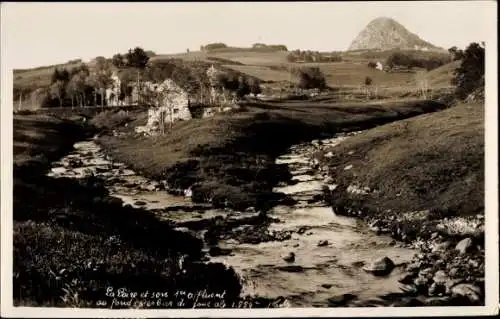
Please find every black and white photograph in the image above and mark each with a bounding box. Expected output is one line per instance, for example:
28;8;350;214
1;1;498;317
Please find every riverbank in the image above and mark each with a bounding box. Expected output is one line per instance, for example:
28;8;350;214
12;112;253;308
311;103;485;305
98;99;447;212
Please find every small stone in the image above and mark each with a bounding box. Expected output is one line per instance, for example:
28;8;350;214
134;200;147;206
398;273;415;285
317;240;329;247
363;256;395;276
433;270;449;285
327;293;357;306
344;164;353;170
455;237;473;254
414;276;429;287
297;227;307;234
400;284;418;295
282;252;295;263
450;283;482;303
432;241;452;252
419;267;434;279
428;282;438;296
445;278;464;294
448;267;459;277
431;232;439;239
321;284;333;289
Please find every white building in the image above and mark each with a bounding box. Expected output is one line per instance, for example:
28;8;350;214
375;61;384;71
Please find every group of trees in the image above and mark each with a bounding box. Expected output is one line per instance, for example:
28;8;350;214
214;72;261;98
200;43;229;52
294;67;327;90
448;46;465;61
251;43;288;51
385;52;451;71
287;50;342;63
42;61;110;108
453;42;485;100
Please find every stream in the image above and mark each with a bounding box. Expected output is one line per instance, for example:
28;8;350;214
47;133;419;307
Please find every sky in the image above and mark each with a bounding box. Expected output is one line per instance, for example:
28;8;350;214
1;1;496;69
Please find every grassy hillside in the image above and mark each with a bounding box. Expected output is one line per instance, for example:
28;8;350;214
422;60;460;88
14;60;85;90
98;99;446;211
318;102;483;219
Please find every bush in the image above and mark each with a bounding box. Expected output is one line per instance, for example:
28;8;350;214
367;61;377;69
364;76;373;86
454;43;485;100
386;52;450;71
90;110;131;130
201;43;228;52
296;67;327;90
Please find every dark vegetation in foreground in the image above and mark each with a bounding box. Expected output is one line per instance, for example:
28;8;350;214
13;114;258;308
98;99;447;212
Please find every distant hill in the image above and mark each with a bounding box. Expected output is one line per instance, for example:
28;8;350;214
348;17;444;52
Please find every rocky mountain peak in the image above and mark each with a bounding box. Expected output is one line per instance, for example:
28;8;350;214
348;17;442;51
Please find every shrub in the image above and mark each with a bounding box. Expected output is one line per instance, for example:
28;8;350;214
364;76;373;86
90;110;131;130
454;42;485;100
296;67;327;90
367;61;377;69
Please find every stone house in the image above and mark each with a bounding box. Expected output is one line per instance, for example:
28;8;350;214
145;79;192;129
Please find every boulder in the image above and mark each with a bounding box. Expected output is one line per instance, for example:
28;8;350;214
363;256;395;276
455;237;473;254
450;283;482;303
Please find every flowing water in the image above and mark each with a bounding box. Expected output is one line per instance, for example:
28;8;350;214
47;134;418;307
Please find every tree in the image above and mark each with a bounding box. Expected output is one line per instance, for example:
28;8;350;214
66;77;78;108
448;46;464;61
296;67;327;90
454;42;485;100
236;76;250;99
50;81;66;107
124;47;150;105
249;78;262;96
112;54;126;68
93;58;113;107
